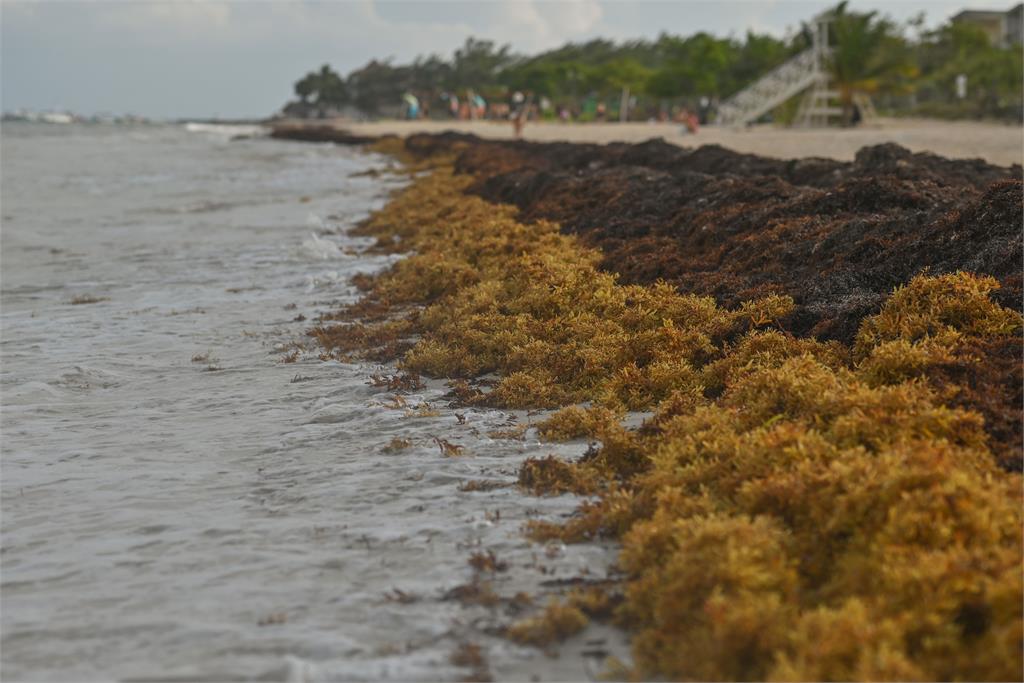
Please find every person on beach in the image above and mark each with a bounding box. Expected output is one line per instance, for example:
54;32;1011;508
851;102;863;126
510;90;526;138
698;96;711;125
679;106;699;134
402;93;420;120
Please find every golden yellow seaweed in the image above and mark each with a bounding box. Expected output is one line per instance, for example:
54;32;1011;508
316;154;1023;681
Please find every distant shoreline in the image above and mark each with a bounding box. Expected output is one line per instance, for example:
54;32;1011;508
272;116;1024;166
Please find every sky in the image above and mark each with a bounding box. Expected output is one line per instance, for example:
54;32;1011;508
1;0;1014;119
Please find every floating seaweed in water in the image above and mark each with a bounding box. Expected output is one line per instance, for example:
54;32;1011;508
381;437;413;454
433;436;465;456
506;599;588;649
69;294;109;305
367;372;425;392
467;550;508;573
449;641;493;682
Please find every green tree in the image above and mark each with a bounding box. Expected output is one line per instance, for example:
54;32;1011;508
597;59;652;120
284;9;1021;123
646;33;734;100
451;37;513;90
724;32;796;95
294;73;316;103
827;2;916;124
314;64;348;107
408;54;451;94
347;60;407;115
292;64;348;115
501;60;569;98
917;21;1023;119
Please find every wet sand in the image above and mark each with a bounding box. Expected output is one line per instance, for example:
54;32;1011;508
309;117;1024;166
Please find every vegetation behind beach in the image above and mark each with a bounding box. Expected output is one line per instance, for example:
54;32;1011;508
284;3;1023;123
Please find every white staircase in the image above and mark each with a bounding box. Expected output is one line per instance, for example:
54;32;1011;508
794;85;842;127
792;81;877;128
716;10;853;128
716;48;825;127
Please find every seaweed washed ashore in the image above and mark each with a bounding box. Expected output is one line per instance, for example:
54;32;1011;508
276;126;1023;681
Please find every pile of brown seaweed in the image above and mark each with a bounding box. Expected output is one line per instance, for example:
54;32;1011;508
394;133;1023;471
294;129;1022;681
269;124;384;146
411;134;1022;342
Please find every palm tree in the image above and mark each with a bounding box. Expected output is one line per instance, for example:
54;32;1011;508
828;2;916;125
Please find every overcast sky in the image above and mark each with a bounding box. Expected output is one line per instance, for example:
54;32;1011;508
1;0;1013;119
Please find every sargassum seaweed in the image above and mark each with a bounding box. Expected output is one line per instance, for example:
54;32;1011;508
318;149;1023;682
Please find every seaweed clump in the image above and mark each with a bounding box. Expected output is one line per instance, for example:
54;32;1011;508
424;134;1023;343
537;274;1023;681
314;143;1023;681
269;124;381;145
319;166;797;412
854;273;1024;471
506;600;588;648
536;405;625;441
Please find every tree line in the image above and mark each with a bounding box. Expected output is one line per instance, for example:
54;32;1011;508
282;2;1022;123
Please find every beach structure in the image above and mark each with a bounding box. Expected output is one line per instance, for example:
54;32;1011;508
716;10;871;128
716;11;836;127
951;4;1023;48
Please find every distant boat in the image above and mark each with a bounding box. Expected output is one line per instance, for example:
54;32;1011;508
40;112;74;124
184;121;267;138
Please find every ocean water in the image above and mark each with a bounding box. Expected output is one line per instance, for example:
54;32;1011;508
0;123;625;681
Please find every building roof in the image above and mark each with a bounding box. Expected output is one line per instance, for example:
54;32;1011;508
952;10;1005;21
951;4;1022;21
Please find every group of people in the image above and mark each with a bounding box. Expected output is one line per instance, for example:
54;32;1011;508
402;90;494;121
440;90;488;120
401;89;531;137
401;89;712;138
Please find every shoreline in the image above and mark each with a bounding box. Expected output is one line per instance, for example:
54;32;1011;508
303;131;1023;680
273;116;1024;166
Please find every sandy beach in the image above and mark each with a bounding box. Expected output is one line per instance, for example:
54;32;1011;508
323;117;1024;166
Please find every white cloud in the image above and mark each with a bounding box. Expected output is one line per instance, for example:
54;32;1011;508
96;1;233;36
538;0;605;34
495;0;605;49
